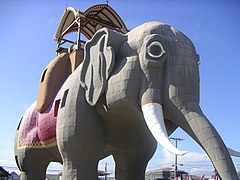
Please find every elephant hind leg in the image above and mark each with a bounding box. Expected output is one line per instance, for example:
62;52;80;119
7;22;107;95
15;149;51;180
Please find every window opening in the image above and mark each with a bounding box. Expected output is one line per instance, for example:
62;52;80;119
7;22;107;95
61;89;69;108
41;69;47;83
54;99;61;117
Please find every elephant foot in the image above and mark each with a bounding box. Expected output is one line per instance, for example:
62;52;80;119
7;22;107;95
61;159;99;180
113;132;157;180
19;160;49;180
15;148;52;180
113;151;149;180
20;171;46;180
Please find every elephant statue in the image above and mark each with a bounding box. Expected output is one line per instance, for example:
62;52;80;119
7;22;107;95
14;21;239;180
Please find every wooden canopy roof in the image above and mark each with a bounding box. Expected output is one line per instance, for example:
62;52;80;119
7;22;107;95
53;4;128;42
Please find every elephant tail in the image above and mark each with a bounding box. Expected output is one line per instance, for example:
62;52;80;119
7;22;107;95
14;116;24;172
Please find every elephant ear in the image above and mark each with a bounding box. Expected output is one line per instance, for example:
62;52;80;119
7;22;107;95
80;28;125;106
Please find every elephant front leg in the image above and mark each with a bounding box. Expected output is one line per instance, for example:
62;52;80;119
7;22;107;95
58;114;105;179
113;132;157;180
57;87;105;179
60;139;103;179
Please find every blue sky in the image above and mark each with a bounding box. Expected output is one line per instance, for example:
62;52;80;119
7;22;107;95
0;0;240;177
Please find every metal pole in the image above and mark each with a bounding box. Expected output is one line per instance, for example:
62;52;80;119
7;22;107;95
174;140;178;180
105;163;107;180
170;138;184;180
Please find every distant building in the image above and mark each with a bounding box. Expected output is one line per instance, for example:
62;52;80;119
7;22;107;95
0;166;10;179
145;168;209;180
46;174;60;180
188;175;207;180
145;168;189;180
58;171;112;180
9;172;20;180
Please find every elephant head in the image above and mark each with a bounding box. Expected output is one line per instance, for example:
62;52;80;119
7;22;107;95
80;22;238;179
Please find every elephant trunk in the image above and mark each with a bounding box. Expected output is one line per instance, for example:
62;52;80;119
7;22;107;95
179;101;238;179
166;47;238;178
228;148;240;158
141;102;187;156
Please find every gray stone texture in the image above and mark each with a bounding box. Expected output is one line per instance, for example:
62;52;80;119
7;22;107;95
15;22;238;180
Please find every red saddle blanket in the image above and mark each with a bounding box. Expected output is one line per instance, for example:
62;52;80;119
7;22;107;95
17;93;62;149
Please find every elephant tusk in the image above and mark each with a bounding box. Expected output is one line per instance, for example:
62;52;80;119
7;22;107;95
141;102;188;156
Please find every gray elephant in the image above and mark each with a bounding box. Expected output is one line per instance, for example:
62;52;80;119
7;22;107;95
15;21;238;179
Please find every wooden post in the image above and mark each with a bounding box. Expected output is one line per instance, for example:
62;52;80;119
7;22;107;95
77;19;82;50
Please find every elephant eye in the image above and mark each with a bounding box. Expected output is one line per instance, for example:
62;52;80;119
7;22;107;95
147;41;166;58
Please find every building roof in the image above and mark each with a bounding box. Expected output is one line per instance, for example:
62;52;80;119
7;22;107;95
53;4;128;42
0;166;10;177
146;167;188;175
